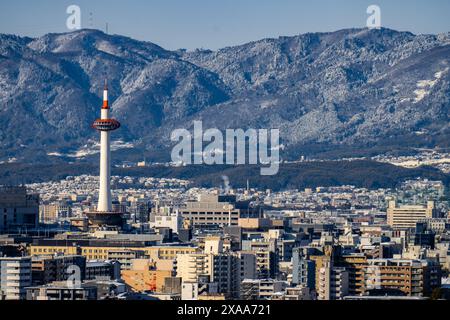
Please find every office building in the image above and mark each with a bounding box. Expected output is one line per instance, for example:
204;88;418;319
0;186;39;232
387;201;438;229
180;193;261;229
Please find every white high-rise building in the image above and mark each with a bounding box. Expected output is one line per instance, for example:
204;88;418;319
176;238;256;299
0;257;32;300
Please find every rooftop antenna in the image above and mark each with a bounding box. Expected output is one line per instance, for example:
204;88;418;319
89;12;93;28
105;22;109;34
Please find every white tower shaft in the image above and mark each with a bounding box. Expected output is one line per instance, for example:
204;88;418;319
97;89;112;212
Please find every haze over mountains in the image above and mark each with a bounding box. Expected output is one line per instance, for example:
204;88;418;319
0;27;449;164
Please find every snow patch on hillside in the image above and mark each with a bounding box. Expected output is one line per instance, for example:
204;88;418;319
47;140;134;158
413;68;448;103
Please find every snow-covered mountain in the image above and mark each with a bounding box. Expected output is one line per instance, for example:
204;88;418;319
0;28;449;163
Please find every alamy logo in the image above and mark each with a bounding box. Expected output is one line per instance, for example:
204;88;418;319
66;265;81;289
171;121;281;176
66;5;81;31
366;265;382;290
366;5;381;29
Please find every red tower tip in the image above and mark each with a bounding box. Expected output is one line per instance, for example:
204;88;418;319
102;80;109;109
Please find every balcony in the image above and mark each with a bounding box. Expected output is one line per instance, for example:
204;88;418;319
6;269;30;275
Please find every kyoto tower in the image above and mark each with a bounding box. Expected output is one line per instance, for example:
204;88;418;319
86;81;123;229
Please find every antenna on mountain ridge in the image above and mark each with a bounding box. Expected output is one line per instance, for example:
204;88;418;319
89;12;93;28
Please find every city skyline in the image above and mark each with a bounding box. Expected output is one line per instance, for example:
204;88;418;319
1;0;450;307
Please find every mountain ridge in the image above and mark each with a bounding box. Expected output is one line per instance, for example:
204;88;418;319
0;27;449;164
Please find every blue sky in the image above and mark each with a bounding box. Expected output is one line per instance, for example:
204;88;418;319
0;0;449;50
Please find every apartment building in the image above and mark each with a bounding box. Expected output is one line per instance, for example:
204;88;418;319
31;255;86;285
240;279;286;300
365;259;441;297
0;257;32;300
317;262;349;300
292;247;321;289
340;254;368;296
121;259;173;293
176;237;256;298
242;238;278;279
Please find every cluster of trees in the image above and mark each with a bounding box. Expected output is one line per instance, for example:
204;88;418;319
1;160;448;192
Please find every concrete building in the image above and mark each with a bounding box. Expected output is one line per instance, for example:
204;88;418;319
176;237;256;298
365;259;441;297
419;218;450;234
31;255;86;285
26;281;97;300
340;254;368;296
283;286;314;300
84;279;127;299
29;239;196;262
240;279;286;300
271;285;314;300
0;186;39;232
107;249;145;270
133;200;152;223
292;247;318;289
150;210;183;234
317;263;349;300
121;259;173;293
39;203;71;224
0;257;32;300
181;275;219;300
176;252;256;298
387;201;438;229
85;260;121;281
242;239;278;279
161;276;182;295
180;194;261;229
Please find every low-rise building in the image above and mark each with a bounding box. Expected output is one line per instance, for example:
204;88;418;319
26;281;97;300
